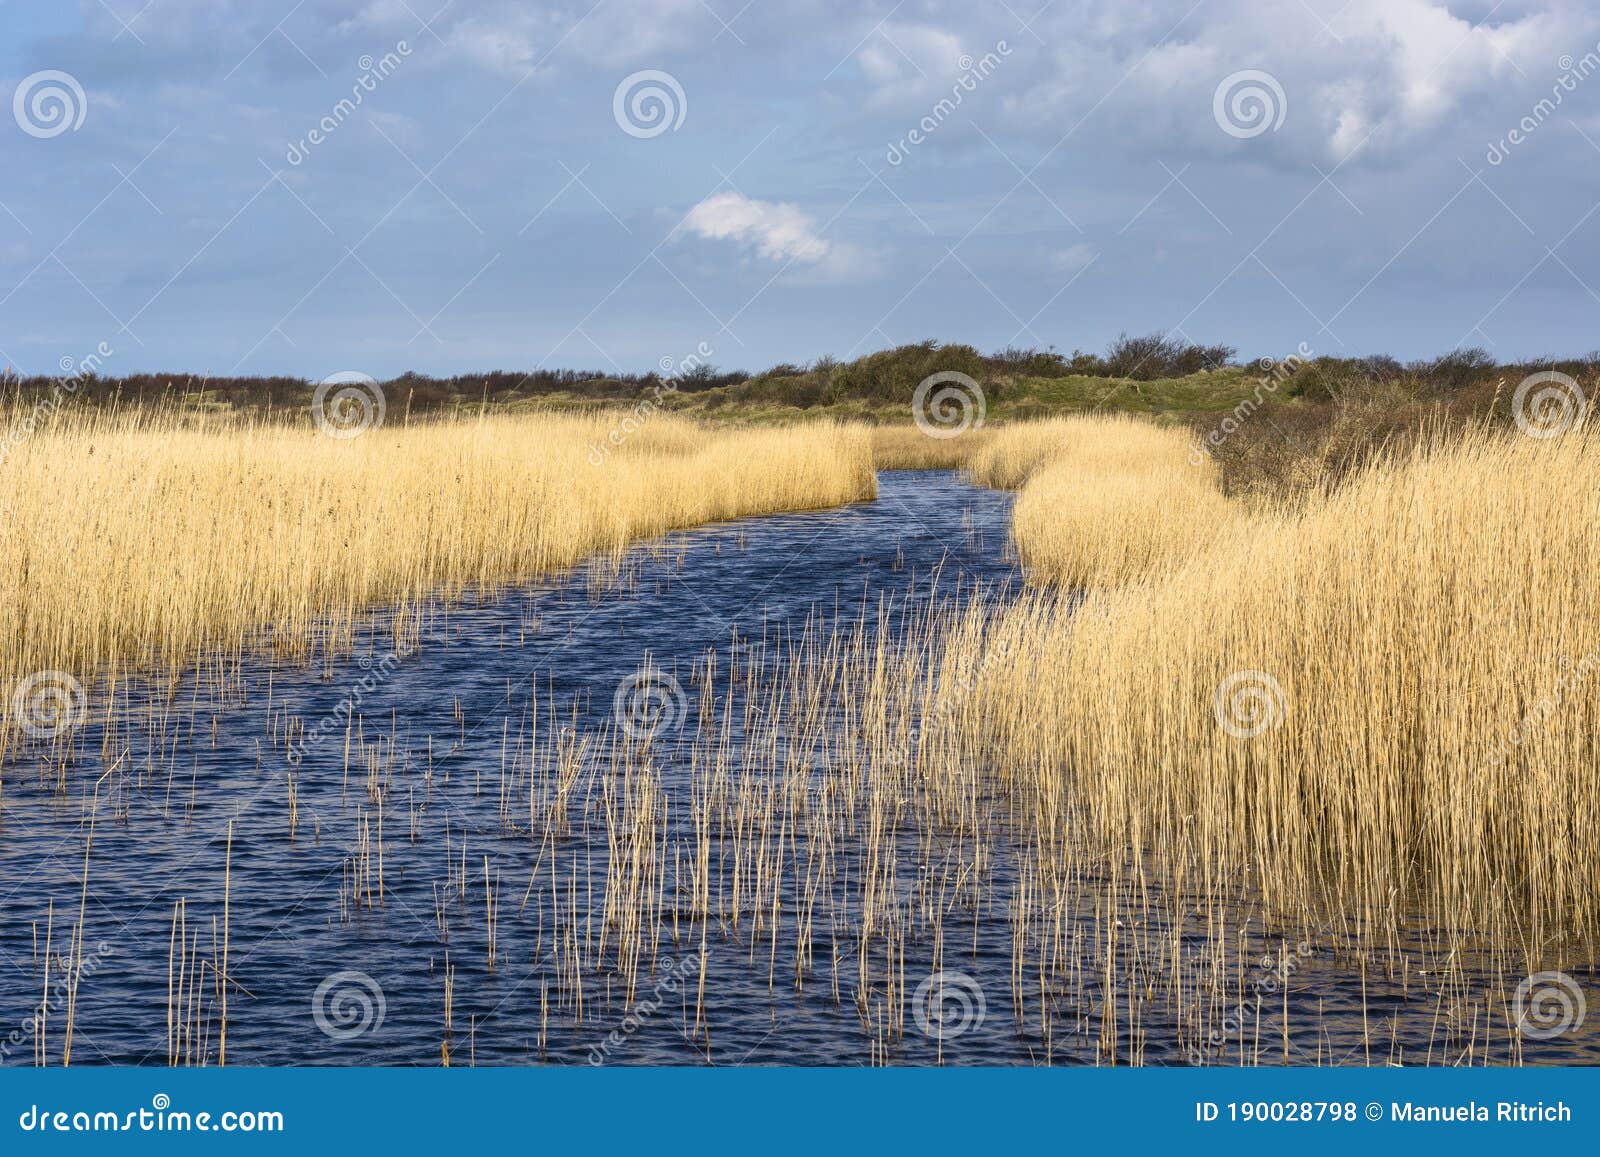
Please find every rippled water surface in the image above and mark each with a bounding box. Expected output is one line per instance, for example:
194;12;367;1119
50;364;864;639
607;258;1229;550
1;472;1022;1065
2;470;1594;1067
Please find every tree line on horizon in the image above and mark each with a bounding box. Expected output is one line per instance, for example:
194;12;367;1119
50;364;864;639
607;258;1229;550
3;334;1594;415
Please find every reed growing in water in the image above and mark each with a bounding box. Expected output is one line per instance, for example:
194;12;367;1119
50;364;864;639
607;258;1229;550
9;403;1593;1065
868;425;987;471
0;407;874;749
947;416;1600;953
967;416;1231;587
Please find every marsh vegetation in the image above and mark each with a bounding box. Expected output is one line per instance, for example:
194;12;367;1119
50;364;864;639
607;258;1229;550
1;386;1595;1066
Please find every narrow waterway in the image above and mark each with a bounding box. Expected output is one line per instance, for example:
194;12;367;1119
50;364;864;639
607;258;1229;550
0;471;1024;1065
2;470;1591;1067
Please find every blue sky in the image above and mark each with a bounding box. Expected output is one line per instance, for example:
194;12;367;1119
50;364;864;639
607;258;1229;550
2;0;1599;378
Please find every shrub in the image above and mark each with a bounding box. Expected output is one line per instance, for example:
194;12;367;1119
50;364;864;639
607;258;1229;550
1103;332;1235;380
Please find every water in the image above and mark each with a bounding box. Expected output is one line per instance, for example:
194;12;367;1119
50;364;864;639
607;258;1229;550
2;470;1592;1067
0;471;1023;1066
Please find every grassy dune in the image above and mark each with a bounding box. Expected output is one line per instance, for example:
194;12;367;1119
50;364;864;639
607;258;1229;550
0;409;874;743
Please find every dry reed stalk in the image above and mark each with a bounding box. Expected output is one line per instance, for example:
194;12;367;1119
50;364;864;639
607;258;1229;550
869;425;988;471
0;410;874;736
961;424;1600;947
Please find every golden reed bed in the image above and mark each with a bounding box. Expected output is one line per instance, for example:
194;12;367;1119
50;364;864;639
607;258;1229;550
0;408;874;749
898;416;1600;954
7;399;1594;957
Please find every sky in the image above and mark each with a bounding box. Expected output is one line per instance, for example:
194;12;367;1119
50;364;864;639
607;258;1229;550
2;0;1600;379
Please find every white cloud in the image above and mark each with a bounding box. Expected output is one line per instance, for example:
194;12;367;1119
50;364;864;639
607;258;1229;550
857;22;963;86
1052;243;1099;273
855;21;1014;114
679;192;879;282
444;11;545;74
344;0;706;74
982;0;1592;166
682;192;832;264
